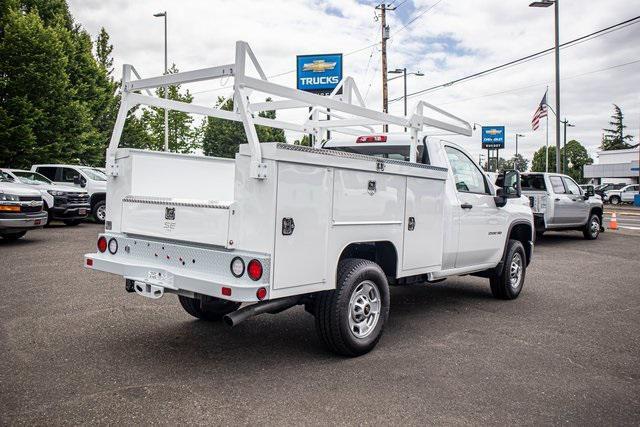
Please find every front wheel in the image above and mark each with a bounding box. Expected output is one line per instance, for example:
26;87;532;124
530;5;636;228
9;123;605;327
178;295;240;321
609;196;620;205
490;239;526;300
92;200;106;224
314;258;390;357
583;214;600;240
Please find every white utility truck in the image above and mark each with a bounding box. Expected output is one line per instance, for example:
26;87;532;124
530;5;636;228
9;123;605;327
85;42;534;356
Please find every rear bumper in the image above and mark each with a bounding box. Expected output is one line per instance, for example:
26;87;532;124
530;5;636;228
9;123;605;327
84;233;271;303
0;211;48;231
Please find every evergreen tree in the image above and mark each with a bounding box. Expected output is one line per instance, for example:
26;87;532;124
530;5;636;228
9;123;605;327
95;27;114;77
140;64;197;153
531;140;593;182
201;97;286;158
601;104;634;150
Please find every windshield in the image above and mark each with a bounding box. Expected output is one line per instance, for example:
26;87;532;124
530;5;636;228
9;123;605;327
1;171;13;182
13;171;52;184
79;167;107;181
521;174;546;191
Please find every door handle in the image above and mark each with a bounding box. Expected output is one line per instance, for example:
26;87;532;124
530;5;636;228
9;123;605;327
461;203;473;209
555;198;561;201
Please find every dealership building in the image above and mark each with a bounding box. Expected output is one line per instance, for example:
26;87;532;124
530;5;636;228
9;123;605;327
584;146;639;185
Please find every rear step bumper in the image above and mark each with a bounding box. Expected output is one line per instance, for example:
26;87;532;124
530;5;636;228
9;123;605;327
84;233;271;303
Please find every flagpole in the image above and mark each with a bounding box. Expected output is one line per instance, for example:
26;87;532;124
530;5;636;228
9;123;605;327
545;86;549;173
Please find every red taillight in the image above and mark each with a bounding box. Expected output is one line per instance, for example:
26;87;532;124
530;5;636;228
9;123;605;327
247;260;263;281
356;135;387;143
86;258;93;267
97;236;107;253
256;287;267;300
221;287;232;296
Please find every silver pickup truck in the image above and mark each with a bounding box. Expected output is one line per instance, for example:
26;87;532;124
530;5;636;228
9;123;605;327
522;172;603;240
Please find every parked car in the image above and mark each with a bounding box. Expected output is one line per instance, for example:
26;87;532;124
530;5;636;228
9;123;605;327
594;183;625;199
84;42;535;357
1;169;90;225
521;172;603;239
604;184;639;205
30;164;106;223
0;173;48;240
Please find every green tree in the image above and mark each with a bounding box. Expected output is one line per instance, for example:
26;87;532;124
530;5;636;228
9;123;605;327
95;27;114;77
510;153;529;172
601;104;634;150
139;64;197;153
201;97;286;158
0;9;95;168
531;140;593;182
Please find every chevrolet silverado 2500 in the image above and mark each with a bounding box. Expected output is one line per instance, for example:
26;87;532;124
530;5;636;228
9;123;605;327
85;42;534;356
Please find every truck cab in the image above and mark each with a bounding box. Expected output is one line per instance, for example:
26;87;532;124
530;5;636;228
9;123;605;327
30;164;107;223
522;172;603;239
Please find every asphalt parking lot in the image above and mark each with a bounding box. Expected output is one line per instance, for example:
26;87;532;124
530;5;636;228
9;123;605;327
1;223;639;425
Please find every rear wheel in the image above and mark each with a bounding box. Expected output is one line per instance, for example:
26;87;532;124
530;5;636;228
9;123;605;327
1;231;27;241
92;200;106;224
490;239;526;300
314;258;390;357
583;213;600;240
178;295;240;321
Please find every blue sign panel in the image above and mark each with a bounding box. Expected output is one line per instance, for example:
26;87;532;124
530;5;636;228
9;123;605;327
481;126;505;149
296;53;343;95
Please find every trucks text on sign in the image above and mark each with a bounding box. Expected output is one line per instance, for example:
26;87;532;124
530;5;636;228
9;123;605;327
481;126;505;149
296;53;343;95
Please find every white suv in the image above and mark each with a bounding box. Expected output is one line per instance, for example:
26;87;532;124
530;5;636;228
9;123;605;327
31;164;107;223
604;184;639;205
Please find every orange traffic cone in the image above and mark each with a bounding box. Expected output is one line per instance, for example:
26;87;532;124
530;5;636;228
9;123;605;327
609;212;618;230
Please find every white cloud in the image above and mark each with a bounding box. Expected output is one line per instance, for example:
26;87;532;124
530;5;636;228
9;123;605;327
68;0;640;164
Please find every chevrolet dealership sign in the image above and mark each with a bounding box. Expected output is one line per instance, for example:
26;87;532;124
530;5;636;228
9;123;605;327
296;53;343;95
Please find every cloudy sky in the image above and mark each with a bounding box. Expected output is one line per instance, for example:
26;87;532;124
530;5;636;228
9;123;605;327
68;0;640;164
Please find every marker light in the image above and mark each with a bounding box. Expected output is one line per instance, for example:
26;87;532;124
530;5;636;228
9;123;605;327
230;257;245;277
256;287;267;300
108;238;118;254
356;135;387;143
247;260;263;281
97;236;107;253
221;287;232;296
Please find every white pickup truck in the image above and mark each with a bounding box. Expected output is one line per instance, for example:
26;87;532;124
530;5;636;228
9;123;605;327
522;172;604;239
85;42;534;356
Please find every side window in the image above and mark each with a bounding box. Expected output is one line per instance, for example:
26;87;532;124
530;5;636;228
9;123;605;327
62;167;80;183
37;167;57;181
549;176;566;194
444;146;488;194
563;177;582;195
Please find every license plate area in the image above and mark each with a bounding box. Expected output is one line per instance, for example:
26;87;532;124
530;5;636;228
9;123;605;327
147;270;174;286
79;208;87;215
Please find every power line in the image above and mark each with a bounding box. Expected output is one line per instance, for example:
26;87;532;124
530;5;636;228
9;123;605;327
395;0;445;35
437;58;640;106
391;15;640;102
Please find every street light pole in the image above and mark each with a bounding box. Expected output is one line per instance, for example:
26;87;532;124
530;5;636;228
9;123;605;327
389;68;424;131
530;0;561;173
515;133;525;158
154;11;168;152
560;118;575;174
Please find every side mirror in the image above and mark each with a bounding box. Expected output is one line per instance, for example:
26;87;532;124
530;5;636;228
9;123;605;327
494;170;521;208
73;175;82;185
494;187;508;208
585;187;594;197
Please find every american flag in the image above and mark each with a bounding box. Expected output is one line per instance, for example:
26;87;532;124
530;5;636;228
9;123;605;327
531;91;548;131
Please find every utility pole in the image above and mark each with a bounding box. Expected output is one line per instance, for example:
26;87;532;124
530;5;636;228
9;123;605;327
154;11;168;152
554;0;561;174
376;3;395;132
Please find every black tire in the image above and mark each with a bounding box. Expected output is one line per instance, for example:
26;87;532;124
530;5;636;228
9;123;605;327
583;213;600;240
535;230;544;240
314;258;390;357
490;240;526;300
44;206;52;226
64;219;82;226
178;295;240;321
1;231;27;241
92;200;106;224
609;196;620;205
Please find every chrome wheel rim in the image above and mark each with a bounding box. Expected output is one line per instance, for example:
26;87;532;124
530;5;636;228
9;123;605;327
590;218;599;236
509;253;523;290
348;280;381;339
96;205;106;221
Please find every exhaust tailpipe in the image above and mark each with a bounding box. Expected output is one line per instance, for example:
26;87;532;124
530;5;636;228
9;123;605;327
223;296;301;327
